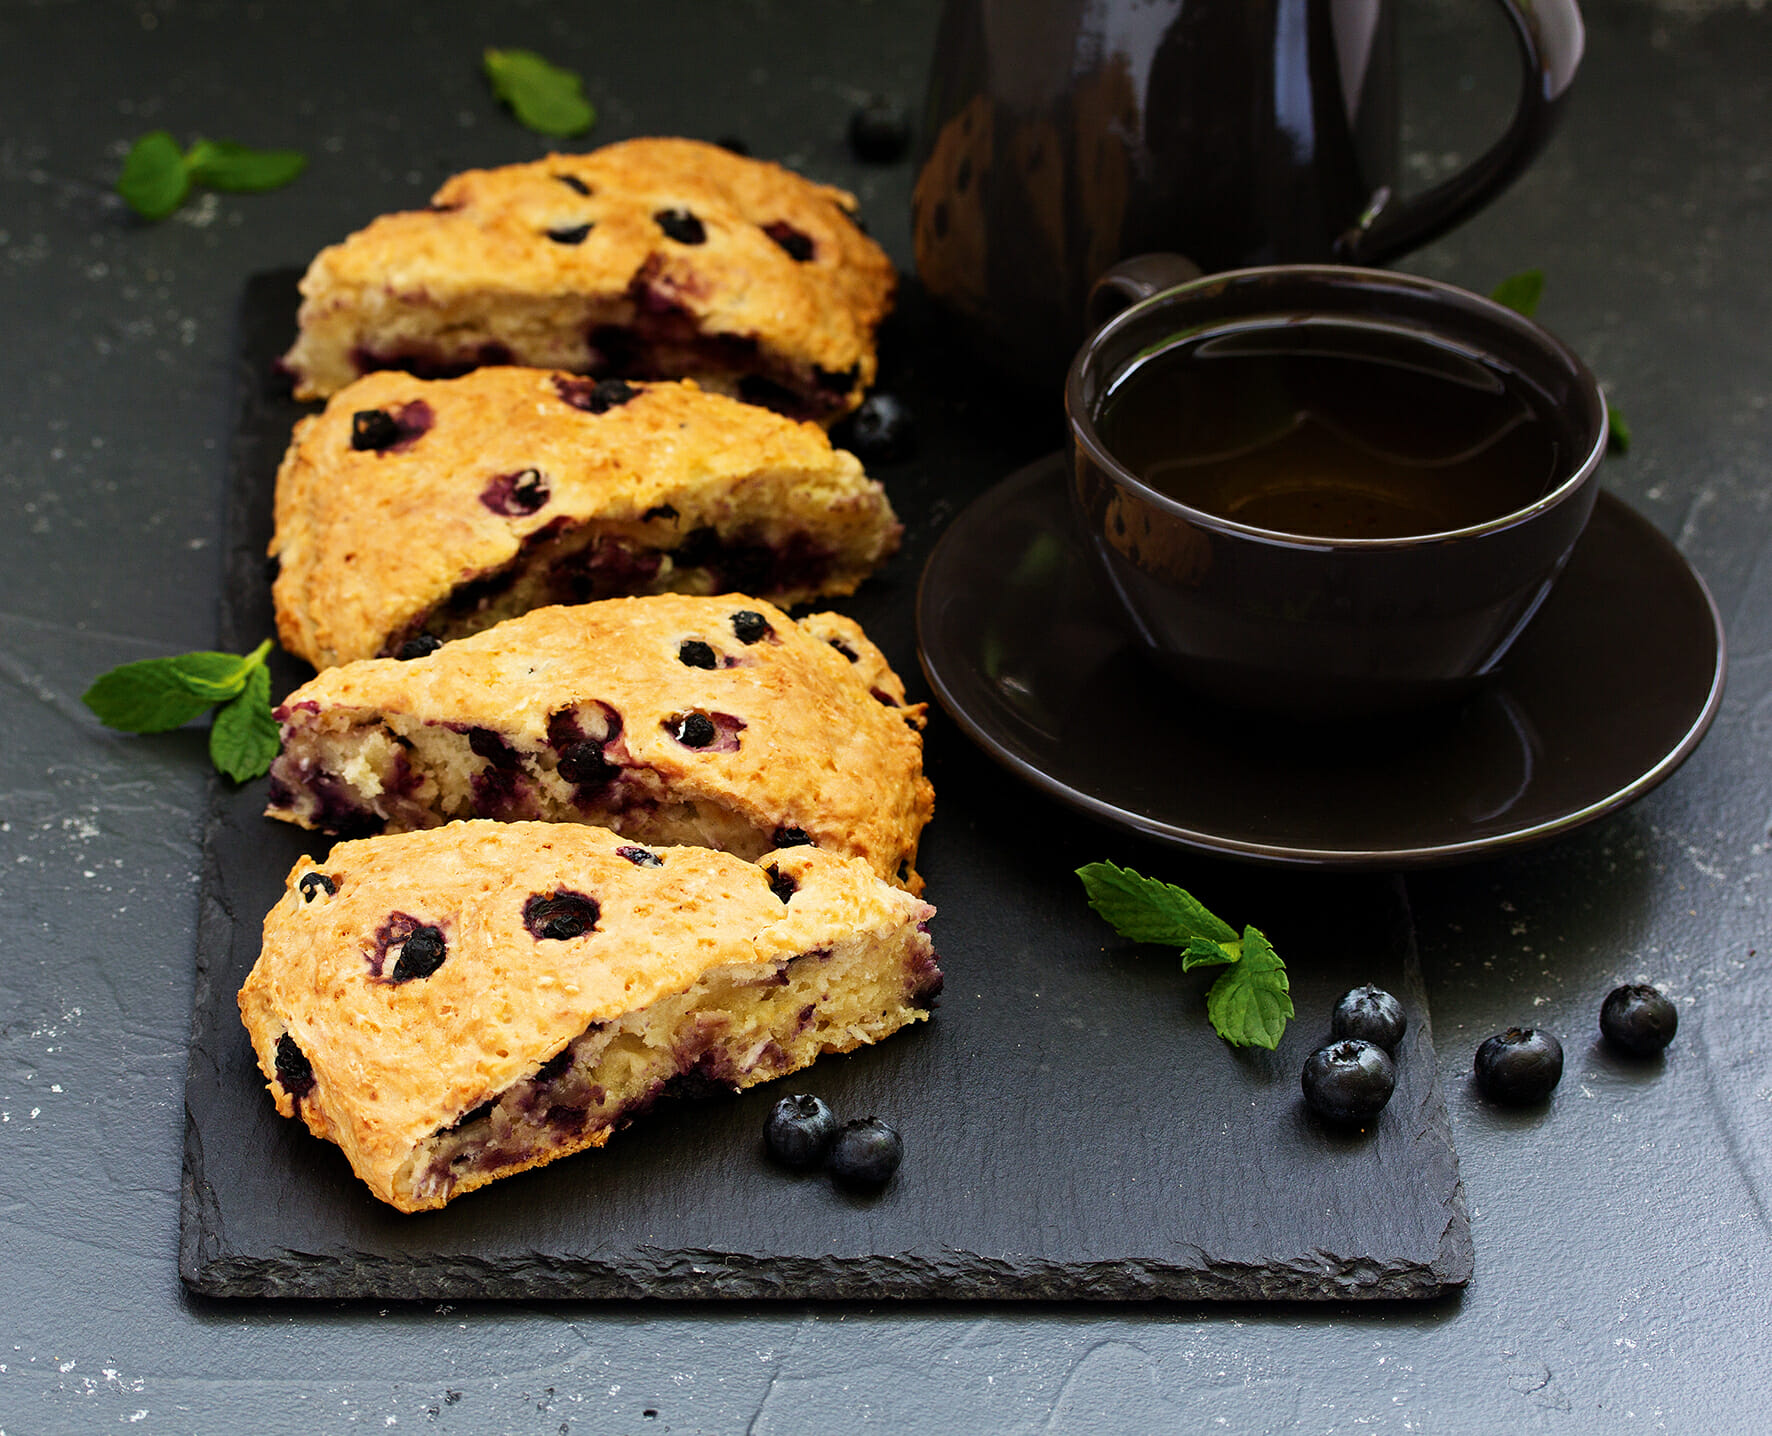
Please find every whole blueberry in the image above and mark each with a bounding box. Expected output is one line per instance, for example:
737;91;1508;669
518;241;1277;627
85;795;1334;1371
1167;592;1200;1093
1330;985;1406;1054
827;1117;903;1188
847;97;911;163
1301;1040;1397;1126
1600;984;1678;1057
1474;1028;1564;1105
764;1093;838;1171
396;633;443;660
835;393;916;464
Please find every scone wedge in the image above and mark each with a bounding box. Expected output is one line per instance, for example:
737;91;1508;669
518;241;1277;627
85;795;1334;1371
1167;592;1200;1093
279;138;895;423
270;368;900;669
239;822;941;1212
265;595;933;891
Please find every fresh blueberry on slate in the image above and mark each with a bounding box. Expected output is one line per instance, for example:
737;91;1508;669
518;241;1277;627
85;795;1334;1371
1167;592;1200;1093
655;208;706;244
678;639;718;669
764;1093;837;1171
1330;985;1406;1054
396;633;443;660
1474;1028;1564;1104
389;926;447;983
828;1117;903;1188
730;609;772;643
835;392;916;464
847;96;911;163
351;408;404;451
1301;1040;1396;1126
1599;984;1679;1057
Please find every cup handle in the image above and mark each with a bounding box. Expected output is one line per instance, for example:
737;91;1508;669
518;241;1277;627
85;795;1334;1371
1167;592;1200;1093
1085;253;1205;332
1340;0;1585;264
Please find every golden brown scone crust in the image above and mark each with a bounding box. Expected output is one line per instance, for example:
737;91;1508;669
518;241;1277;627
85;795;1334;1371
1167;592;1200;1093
239;822;935;1210
280;138;896;418
270;369;901;669
267;595;933;889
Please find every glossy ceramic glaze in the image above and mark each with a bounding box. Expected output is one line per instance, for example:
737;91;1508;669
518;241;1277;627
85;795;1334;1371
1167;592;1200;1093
1068;265;1609;716
917;454;1724;868
913;0;1585;381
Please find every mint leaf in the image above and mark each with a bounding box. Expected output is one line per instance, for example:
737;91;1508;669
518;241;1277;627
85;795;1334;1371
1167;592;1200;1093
1076;861;1240;946
209;664;279;782
117;130;190;220
164;640;273;702
484;48;596;137
1608;405;1632;454
1204;926;1294;1049
1180;935;1237;970
83;659;219;732
1490;269;1544;318
184;139;306;192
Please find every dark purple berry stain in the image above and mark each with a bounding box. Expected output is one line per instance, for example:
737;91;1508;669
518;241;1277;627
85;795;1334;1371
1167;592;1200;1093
617;845;663;867
396;633;443;660
555;375;640;414
655;208;707;244
556;741;616;790
672;712;717;748
447;1098;498;1133
298;871;337;902
274;1033;315;1100
762;220;815;261
678;639;717;670
467;727;523;771
349;399;435;453
828;638;859;661
773;826;814;849
534;1047;575;1083
553;174;592;196
546;223;594;245
479;467;552;517
642;504;678;522
388;925;447;983
523;890;601;941
730;609;772;644
764;865;798;903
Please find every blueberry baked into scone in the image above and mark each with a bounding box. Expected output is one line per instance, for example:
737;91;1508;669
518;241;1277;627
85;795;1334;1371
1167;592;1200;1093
238;821;942;1212
270;368;901;670
278;138;896;424
265;594;933;891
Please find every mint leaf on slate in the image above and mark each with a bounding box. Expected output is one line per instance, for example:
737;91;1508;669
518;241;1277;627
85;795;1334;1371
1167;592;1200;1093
83;640;278;782
484;48;597;137
184;139;307;192
1608;405;1632;454
1077;862;1291;1047
1204;926;1294;1050
117;130;191;220
1489;269;1544;318
209;663;280;782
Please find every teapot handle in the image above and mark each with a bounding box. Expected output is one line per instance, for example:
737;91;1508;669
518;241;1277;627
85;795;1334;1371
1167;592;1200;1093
1340;0;1584;264
1084;252;1205;331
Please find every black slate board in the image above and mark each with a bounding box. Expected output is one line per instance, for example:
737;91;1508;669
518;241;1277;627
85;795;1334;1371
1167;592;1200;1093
179;273;1471;1300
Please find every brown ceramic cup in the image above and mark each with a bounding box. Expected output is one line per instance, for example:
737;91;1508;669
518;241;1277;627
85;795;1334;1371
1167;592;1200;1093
1067;262;1610;718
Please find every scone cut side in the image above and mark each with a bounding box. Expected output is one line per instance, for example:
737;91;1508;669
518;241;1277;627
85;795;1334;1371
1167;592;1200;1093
270;368;901;670
238;822;941;1212
278;138;896;423
264;594;934;892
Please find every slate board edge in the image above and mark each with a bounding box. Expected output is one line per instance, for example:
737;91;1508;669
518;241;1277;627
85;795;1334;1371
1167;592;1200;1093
177;272;1472;1303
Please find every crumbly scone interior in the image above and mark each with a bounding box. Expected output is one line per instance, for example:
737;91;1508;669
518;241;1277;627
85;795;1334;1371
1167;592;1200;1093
396;921;937;1211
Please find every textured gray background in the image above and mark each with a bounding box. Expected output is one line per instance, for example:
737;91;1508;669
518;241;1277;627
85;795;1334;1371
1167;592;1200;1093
2;0;1770;1431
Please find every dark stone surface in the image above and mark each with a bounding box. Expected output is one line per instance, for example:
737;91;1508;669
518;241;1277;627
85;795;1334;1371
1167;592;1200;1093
179;274;1469;1302
3;0;1771;1430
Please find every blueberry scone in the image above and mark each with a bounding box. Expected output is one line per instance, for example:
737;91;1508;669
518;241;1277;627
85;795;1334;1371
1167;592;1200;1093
270;368;901;669
279;138;896;423
265;595;933;891
238;821;942;1212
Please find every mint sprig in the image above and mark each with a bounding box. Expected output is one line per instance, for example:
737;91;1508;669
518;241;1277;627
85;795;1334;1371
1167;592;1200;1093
1078;861;1294;1049
82;640;280;782
117;131;306;220
484;48;596;138
1490;268;1631;455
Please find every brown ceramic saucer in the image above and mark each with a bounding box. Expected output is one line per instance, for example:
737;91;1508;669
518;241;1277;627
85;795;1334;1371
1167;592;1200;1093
916;452;1726;869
